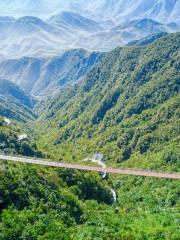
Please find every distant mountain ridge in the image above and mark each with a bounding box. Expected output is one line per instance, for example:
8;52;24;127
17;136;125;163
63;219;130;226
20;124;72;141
0;49;103;96
1;0;179;25
49;11;103;32
0;15;178;58
0;33;169;98
71;0;180;24
0;15;72;58
0;0;179;57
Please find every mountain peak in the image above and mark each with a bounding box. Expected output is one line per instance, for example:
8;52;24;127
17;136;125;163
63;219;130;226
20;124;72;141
49;10;103;32
15;16;46;26
0;0;179;57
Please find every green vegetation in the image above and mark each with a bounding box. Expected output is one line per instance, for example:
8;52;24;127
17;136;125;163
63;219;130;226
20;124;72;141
0;33;179;239
36;33;180;172
0;161;179;239
0;117;41;157
0;162;113;239
127;32;168;47
0;79;36;122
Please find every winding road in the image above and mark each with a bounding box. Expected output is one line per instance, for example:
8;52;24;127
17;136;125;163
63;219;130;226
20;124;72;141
0;155;180;180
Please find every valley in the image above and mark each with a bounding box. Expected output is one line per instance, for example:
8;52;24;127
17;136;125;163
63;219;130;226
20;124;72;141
0;1;180;239
1;33;179;172
33;33;180;173
0;49;103;97
0;34;179;239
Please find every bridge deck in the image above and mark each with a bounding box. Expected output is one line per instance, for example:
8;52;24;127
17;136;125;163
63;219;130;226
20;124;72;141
0;155;180;180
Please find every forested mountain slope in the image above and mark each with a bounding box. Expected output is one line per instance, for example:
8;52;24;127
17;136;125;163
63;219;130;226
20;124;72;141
36;33;180;171
0;79;36;121
0;159;114;239
0;49;103;97
0;33;166;98
0;33;179;240
127;32;168;47
0;158;179;239
0;117;41;156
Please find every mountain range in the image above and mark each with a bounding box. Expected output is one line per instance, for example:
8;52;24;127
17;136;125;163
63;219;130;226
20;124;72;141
0;3;179;171
1;32;179;168
1;0;180;24
77;0;180;24
0;33;169;97
0;49;103;97
0;1;179;235
0;0;179;58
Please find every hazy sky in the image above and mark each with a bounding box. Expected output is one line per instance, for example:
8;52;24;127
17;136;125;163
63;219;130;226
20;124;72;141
0;0;74;18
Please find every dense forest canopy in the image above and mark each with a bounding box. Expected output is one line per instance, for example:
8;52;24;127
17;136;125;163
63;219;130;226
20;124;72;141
0;33;179;239
35;33;180;172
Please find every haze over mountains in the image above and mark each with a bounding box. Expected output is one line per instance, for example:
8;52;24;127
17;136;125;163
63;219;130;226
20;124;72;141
1;0;180;24
0;0;179;58
0;33;169;98
0;1;179;100
0;49;103;97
